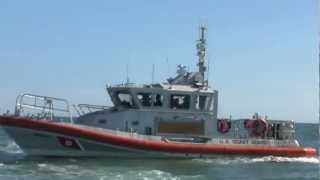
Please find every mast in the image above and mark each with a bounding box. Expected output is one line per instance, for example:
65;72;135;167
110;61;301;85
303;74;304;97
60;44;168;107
196;25;207;85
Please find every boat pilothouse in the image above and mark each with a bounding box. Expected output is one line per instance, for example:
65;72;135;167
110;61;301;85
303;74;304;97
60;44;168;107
76;26;295;144
0;26;316;157
77;26;218;139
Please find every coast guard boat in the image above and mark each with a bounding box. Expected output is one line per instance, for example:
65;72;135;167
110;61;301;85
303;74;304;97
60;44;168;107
0;26;316;158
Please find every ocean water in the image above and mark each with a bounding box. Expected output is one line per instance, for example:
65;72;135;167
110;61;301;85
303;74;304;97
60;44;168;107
0;123;318;180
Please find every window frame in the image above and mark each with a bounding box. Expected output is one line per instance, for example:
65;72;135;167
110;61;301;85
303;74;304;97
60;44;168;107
135;92;165;109
170;94;191;110
194;94;211;111
115;91;136;109
137;93;152;107
153;93;164;107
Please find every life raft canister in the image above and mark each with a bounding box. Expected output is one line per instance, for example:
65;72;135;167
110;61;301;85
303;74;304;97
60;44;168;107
217;119;231;134
251;119;268;137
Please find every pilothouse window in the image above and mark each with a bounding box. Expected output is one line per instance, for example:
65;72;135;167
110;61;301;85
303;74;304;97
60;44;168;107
153;94;163;107
170;94;190;110
195;95;209;111
137;93;152;107
117;92;135;108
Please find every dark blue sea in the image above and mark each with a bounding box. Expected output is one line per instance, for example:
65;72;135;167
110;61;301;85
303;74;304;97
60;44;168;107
0;123;318;180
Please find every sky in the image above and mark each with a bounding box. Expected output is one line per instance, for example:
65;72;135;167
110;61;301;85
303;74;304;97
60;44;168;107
0;0;318;123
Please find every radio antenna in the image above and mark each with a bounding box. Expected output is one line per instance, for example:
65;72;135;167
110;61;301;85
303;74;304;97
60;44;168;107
166;57;170;76
318;0;320;134
152;63;155;84
207;57;210;84
318;29;320;134
196;25;207;85
126;63;130;85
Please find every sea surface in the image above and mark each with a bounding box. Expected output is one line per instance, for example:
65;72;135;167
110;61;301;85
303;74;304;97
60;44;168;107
0;123;318;180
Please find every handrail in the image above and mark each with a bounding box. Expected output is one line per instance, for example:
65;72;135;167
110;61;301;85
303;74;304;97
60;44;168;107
74;104;111;116
78;104;110;110
15;93;73;123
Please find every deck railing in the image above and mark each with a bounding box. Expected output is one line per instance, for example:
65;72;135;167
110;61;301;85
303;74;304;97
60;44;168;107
15;93;73;123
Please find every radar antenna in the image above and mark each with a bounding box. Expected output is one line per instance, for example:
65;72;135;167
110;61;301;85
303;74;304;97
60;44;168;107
196;25;207;85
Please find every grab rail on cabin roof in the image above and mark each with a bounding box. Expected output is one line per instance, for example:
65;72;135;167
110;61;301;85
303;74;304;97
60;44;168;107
15;93;73;123
73;104;111;116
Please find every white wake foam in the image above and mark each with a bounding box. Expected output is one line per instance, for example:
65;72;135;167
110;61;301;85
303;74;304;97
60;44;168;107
1;141;23;154
250;156;320;164
193;156;320;165
119;169;202;180
37;164;194;180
